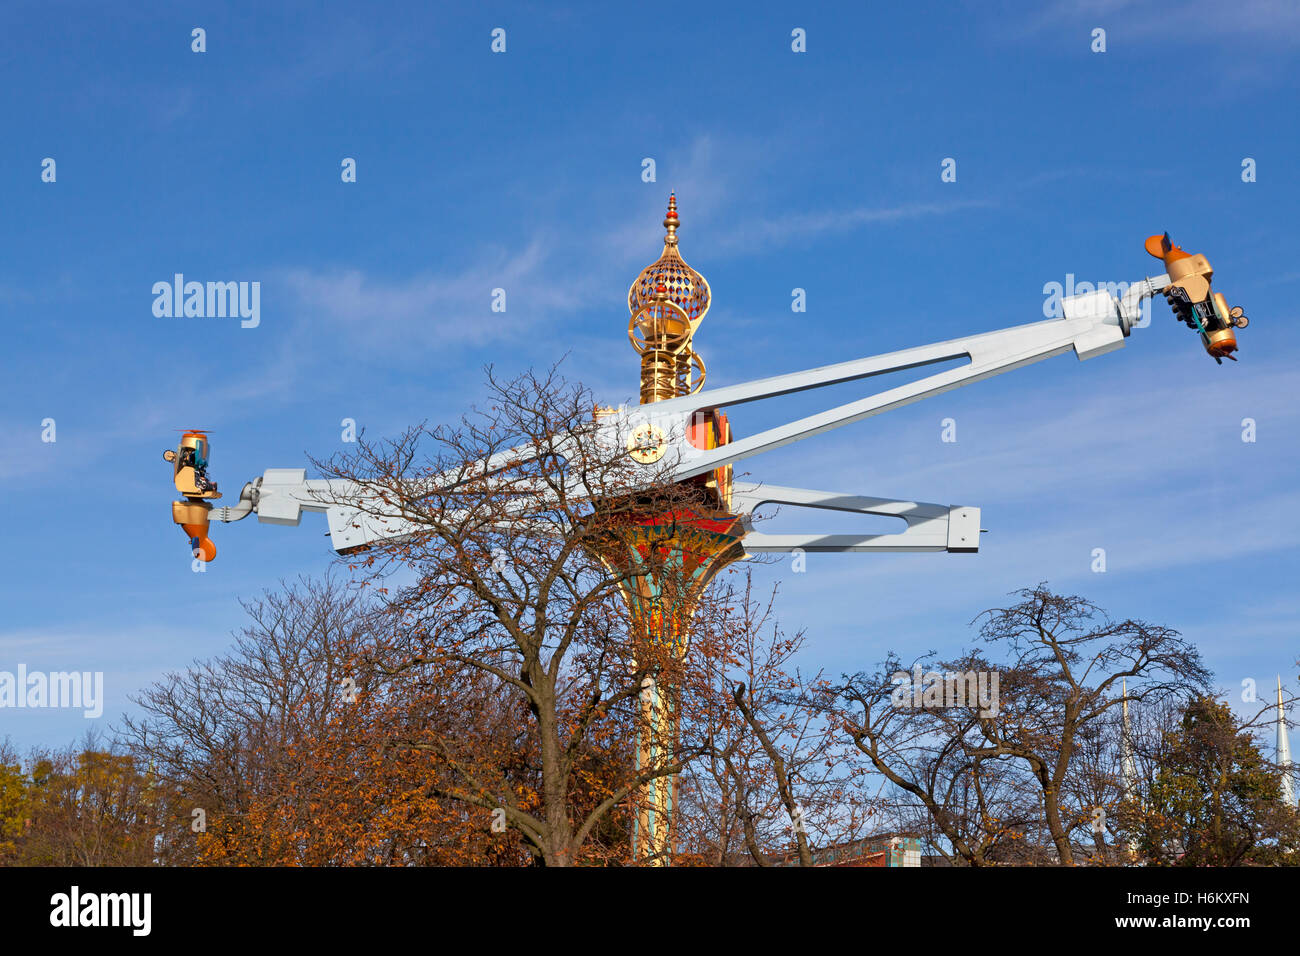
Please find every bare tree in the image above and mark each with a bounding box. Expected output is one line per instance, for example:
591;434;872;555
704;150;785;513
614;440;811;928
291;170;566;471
819;586;1209;866
963;585;1209;864
310;366;747;865
675;574;872;866
825;651;1035;866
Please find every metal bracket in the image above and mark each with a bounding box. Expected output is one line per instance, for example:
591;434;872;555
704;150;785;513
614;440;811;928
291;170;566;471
731;482;980;553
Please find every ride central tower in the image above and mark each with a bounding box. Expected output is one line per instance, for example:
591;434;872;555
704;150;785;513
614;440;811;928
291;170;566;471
591;195;746;863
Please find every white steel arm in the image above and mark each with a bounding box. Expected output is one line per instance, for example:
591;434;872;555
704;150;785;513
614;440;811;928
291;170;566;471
211;276;1167;555
602;276;1169;482
210;470;411;554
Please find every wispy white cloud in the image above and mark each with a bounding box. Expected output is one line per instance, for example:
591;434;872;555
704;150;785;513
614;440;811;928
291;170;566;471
273;134;995;378
1016;0;1300;43
279;239;575;353
0;622;184;747
711;199;998;256
0;622;178;665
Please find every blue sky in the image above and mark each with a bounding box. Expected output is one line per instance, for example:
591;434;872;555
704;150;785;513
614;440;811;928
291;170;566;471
2;0;1298;750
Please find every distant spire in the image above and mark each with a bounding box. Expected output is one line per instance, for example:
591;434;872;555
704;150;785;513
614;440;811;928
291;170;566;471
1120;679;1139;858
1277;676;1294;806
1120;678;1137;794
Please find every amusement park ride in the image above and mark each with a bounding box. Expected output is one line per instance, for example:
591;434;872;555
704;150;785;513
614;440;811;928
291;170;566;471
164;197;1248;861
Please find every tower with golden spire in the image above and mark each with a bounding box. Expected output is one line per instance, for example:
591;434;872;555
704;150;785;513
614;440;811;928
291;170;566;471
587;195;746;863
623;194;734;510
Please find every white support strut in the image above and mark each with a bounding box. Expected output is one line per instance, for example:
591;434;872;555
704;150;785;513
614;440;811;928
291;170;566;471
731;482;980;554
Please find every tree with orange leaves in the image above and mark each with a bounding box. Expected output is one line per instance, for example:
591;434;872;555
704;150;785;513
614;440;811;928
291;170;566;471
309;366;853;865
122;574;528;865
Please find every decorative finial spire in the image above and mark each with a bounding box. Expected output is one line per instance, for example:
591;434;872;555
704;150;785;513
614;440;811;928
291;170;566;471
663;193;679;246
628;194;711;330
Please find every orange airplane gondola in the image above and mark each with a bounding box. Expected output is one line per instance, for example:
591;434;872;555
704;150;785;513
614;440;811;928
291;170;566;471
163;430;220;562
1145;232;1250;363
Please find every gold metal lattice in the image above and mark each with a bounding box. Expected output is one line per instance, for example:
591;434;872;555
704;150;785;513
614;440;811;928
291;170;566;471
627;195;710;404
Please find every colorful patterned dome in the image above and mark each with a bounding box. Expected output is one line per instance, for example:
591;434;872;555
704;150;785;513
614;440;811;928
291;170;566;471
627;194;711;326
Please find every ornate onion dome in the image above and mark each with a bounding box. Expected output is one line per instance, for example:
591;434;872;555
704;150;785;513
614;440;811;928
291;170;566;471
626;195;712;404
628;194;711;327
